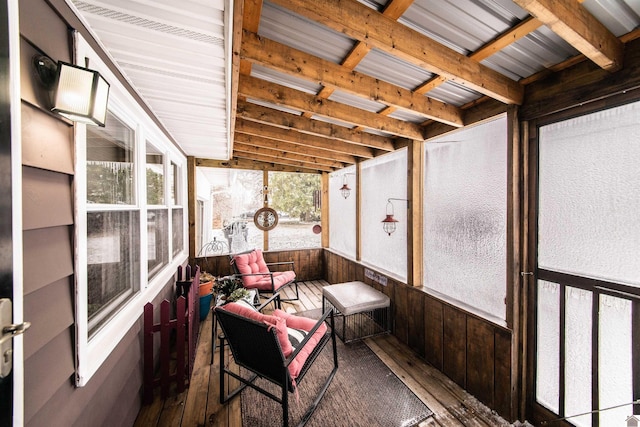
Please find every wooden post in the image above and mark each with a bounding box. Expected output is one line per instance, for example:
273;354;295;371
187;156;197;261
355;162;362;261
407;140;423;287
263;170;269;251
321;172;329;248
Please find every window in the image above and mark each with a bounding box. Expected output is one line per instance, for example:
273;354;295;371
146;142;164;205
146;142;168;278
86;112;140;336
361;149;408;280
197;168;322;255
268;171;321;250
423;116;507;322
75;34;188;386
170;161;184;256
329;165;356;258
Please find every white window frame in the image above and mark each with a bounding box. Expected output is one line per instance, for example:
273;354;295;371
74;33;187;386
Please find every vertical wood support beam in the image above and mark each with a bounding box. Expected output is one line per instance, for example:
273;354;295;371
407;140;423;286
355;162;362;261
520;119;531;421
507;105;523;421
263;170;269;251
187;156;197;260
321;172;329;248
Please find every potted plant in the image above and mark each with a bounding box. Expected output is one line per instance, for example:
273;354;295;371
214;276;250;302
199;271;215;296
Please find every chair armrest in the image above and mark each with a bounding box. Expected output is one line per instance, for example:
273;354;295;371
284;309;334;367
265;261;295;269
233;272;274;278
266;261;294;266
256;293;281;312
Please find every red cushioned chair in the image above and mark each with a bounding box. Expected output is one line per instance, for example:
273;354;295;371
215;295;338;427
230;249;299;302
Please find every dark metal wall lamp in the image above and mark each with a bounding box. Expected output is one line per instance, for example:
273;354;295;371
339;172;356;199
381;198;409;236
33;54;110;127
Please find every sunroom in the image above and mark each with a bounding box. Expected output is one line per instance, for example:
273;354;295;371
4;0;640;426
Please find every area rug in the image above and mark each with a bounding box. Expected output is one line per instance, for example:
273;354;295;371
240;309;433;427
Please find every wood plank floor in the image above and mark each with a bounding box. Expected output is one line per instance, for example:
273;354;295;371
135;281;514;427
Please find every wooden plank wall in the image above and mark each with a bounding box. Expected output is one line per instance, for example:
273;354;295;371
324;250;514;421
193;248;325;281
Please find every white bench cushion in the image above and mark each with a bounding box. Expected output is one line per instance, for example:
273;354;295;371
322;281;390;316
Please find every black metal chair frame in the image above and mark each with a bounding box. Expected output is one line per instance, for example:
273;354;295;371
216;295;338;427
229;250;299;302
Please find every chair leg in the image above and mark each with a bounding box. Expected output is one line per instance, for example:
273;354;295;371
278;281;299;302
282;378;289;427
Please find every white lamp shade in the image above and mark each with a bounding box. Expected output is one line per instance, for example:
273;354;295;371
52;62;110;127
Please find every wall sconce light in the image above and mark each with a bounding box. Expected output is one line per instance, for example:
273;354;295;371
33;55;110;127
339;173;356;199
382;198;409;236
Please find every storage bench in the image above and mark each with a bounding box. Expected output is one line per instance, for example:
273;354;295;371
322;281;391;343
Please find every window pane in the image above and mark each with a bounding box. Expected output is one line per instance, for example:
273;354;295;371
206;169;263;254
170;162;178;205
536;280;560;413
87;210;140;335
361;149;407;280
172;208;184;256
539;101;640;287
86;112;135;205
423;116;507;320
148;209;168;278
146;142;164;205
564;287;592;427
598;295;633;427
268;172;321;250
329;166;356;258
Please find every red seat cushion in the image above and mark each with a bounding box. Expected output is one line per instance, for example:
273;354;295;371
233;250;296;291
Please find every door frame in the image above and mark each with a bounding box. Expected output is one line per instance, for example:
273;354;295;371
2;0;24;425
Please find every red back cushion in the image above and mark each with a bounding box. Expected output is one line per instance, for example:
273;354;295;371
273;309;327;380
219;301;292;356
233;250;269;287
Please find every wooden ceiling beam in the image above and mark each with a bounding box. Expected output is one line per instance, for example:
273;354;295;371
237;101;395;151
513;0;623;71
270;0;524;105
239;0;263;76
239;75;425;140
236;118;375;158
309;0;415;115
227;0;245;159
197;157;321;174
233;151;335;172
242;30;464;127
234;132;357;164
234;141;345;169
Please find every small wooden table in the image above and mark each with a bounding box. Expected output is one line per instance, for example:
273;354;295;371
322;281;391;343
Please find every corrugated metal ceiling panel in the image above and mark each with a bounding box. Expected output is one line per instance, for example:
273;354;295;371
355;48;435;91
582;0;640;36
250;64;322;94
259;1;355;63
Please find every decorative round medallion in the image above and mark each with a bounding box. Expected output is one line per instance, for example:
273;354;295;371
253;207;279;231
